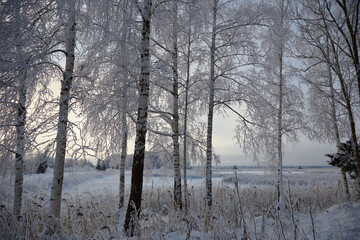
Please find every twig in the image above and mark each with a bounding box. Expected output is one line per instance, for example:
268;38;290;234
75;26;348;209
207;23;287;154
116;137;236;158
234;171;249;239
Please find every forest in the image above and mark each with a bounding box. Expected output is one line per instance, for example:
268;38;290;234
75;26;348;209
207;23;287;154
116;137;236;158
1;0;360;239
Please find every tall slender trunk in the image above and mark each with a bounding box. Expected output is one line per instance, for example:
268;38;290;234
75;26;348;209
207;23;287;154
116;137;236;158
119;0;131;210
276;0;286;211
338;0;360;101
13;74;27;217
183;21;192;214
327;53;350;199
124;0;152;236
277;48;285;210
171;0;182;210
338;74;360;191
206;0;218;210
334;56;360;193
324;4;360;193
119;87;128;209
12;0;26;217
49;7;76;219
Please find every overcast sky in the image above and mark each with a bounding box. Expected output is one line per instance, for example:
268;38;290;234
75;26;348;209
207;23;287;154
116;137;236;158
212;111;335;167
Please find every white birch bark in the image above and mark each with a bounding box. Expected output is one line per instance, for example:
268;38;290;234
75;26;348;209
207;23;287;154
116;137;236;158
206;0;218;209
119;85;128;209
171;0;182;210
118;0;131;210
12;0;27;217
276;0;286;211
124;0;152;236
13;74;27;217
183;19;192;214
277;50;285;210
49;5;76;218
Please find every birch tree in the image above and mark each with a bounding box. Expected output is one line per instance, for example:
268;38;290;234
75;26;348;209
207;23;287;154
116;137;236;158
0;0;57;216
236;0;305;210
124;0;152;236
205;0;218;210
12;0;27;217
49;0;77;219
179;0;207;213
297;40;351;198
150;0;183;210
264;0;299;210
204;0;262;210
324;0;360;101
296;0;360;192
78;0;137;210
148;0;208;210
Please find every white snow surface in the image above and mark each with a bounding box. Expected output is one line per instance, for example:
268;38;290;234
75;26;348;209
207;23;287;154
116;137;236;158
310;202;360;239
1;166;360;239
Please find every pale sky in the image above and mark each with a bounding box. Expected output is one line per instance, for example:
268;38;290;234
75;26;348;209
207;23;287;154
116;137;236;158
212;111;335;167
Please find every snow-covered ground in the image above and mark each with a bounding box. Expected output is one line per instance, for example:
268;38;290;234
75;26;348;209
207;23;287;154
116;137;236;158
1;166;359;239
13;166;343;196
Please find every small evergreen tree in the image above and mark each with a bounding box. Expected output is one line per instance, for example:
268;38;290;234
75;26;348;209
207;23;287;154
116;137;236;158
36;161;48;174
326;139;359;179
96;159;106;171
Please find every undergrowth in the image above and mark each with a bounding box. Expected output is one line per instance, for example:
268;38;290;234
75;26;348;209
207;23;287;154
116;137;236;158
0;177;352;239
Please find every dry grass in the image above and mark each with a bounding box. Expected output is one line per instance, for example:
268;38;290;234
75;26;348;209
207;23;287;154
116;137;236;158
0;170;354;239
0;167;354;239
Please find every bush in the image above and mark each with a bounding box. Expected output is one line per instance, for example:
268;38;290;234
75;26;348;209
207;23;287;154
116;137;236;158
95;159;106;171
36;161;47;174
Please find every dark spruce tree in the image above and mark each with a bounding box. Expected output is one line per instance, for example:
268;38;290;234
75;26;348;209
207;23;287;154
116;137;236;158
326;139;359;179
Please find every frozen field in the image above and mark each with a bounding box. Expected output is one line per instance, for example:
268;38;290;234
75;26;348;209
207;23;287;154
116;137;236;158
3;166;344;197
1;166;359;239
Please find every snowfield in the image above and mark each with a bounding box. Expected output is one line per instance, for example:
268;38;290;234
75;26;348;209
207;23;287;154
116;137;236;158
1;166;359;239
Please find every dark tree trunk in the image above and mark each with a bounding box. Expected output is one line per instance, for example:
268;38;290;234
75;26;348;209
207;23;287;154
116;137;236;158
206;0;218;210
124;0;152;236
171;0;182;211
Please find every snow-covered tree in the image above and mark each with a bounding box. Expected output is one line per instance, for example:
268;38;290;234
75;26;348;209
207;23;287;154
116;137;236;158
179;0;208;213
124;0;152;236
49;0;77;219
78;0;138;210
323;0;360;101
296;38;351;198
204;0;263;209
296;0;360;192
0;0;59;217
236;0;305;210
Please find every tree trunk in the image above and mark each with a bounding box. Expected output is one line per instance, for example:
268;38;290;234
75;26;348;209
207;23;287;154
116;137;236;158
13;74;27;217
124;0;152;236
119;0;131;210
335;54;360;194
206;0;218;210
276;0;285;211
119;88;128;209
49;8;76;219
327;55;350;199
12;0;27;217
183;19;193;214
277;50;285;211
337;0;360;101
325;3;360;195
171;0;182;211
